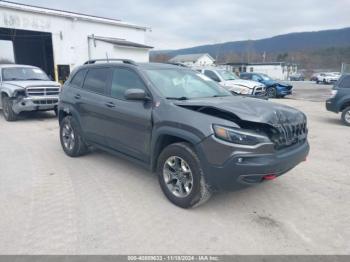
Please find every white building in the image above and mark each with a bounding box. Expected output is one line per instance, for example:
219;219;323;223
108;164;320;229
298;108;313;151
0;1;152;81
224;62;298;80
169;53;215;67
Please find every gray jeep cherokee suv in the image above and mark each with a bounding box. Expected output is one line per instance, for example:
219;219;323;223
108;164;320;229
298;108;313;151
58;59;309;208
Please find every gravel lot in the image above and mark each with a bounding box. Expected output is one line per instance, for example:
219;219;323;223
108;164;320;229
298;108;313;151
0;82;349;255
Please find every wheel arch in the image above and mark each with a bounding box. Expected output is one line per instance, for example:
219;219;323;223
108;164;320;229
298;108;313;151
151;128;202;172
340;99;350;112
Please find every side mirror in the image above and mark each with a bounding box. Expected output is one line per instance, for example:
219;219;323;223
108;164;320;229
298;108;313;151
125;89;150;101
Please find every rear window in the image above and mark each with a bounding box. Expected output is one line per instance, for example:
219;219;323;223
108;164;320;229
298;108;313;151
338;75;350;88
240;74;251;80
70;69;87;88
83;68;110;95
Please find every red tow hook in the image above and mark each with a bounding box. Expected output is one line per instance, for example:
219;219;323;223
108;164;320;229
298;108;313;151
263;174;277;181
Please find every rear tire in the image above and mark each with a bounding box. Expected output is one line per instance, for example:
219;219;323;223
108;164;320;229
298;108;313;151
157;142;212;208
60;116;89;157
341;107;350;126
2;96;18;122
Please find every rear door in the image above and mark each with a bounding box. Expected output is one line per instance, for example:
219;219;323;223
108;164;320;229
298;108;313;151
76;67;112;145
103;67;153;162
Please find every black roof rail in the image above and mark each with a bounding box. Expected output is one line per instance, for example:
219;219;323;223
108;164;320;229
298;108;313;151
166;62;188;68
84;59;137;66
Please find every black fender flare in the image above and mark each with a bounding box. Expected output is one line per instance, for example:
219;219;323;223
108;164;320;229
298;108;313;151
150;126;205;171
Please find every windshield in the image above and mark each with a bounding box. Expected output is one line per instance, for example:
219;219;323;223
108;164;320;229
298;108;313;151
144;69;231;99
2;67;50;81
217;70;239;81
260;74;272;81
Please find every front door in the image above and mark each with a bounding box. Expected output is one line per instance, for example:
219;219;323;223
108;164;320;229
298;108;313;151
103;67;153;163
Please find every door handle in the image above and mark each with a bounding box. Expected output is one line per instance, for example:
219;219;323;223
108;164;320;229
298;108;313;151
105;102;116;108
74;94;81;99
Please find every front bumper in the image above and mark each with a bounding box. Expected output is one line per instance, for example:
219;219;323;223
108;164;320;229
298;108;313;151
12;96;59;114
196;135;309;190
277;86;293;96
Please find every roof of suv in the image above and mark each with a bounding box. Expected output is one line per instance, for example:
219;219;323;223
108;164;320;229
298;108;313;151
0;64;38;69
81;61;188;70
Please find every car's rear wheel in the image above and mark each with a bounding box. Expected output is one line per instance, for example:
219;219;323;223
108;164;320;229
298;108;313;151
157;142;212;208
2;96;18;121
267;87;277;98
341;107;350;126
60;116;88;157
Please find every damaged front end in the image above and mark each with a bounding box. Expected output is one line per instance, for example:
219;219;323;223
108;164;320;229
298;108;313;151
173;98;310;190
177;103;308;151
10;87;60;114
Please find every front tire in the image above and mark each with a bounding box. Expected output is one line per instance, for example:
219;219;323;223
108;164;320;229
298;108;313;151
341;107;350;126
60;116;88;157
157;142;212;208
267;87;277;98
2;96;18;121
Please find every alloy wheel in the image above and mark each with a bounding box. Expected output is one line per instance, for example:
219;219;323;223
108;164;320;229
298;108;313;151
62;123;75;151
163;156;194;198
345;110;350;124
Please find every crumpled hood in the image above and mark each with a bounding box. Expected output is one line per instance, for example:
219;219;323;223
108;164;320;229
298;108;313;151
174;96;305;126
221;79;264;89
265;79;291;87
4;80;60;89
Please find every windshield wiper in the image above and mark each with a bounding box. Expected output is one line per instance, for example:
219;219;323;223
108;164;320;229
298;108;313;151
166;96;189;100
5;78;23;81
26;78;46;81
211;95;229;98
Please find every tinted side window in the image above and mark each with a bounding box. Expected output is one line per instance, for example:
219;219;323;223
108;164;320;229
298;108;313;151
70;69;87;88
338;76;350;88
240;74;251;80
252;75;261;81
204;70;220;82
110;68;146;99
83;68;110;95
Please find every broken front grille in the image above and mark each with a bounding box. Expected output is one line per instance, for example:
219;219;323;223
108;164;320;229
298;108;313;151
26;87;60;97
272;121;308;150
33;99;59;105
253;86;266;96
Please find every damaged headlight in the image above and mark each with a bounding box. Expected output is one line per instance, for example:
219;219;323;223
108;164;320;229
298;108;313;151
213;125;269;146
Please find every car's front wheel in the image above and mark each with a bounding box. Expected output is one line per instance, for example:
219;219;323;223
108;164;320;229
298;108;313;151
157;142;212;208
2;96;18;121
60;116;89;157
267;87;277;98
341;107;350;126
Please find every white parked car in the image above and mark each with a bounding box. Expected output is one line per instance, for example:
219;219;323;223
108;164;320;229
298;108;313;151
316;73;340;85
196;68;266;97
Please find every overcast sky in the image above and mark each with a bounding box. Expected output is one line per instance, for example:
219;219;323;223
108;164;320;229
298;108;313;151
12;0;350;50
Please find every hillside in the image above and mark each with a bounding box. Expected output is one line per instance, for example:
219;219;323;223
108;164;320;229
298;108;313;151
151;27;350;70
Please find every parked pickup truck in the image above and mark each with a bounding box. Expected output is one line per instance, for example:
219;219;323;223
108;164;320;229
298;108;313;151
58;59;309;208
0;64;61;121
